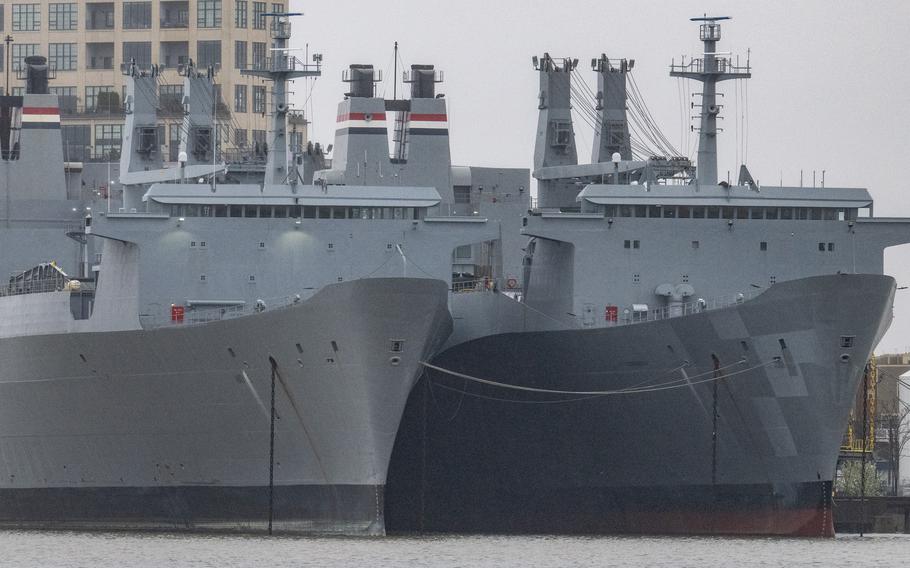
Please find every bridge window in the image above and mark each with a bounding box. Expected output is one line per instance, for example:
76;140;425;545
648;206;661;218
619;205;632;217
736;207;748;219
692;207;705;219
760;241;767;251
765;207;778;220
678;206;690;218
635;205;647;218
707;207;719;219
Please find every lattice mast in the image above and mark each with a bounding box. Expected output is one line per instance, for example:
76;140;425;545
670;16;750;186
242;12;321;185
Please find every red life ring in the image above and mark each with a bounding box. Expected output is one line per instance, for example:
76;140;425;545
506;278;518;289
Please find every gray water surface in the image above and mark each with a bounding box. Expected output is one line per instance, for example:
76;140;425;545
1;531;908;567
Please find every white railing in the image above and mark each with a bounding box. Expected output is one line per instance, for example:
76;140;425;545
1;280;94;298
428;203;483;218
597;289;761;328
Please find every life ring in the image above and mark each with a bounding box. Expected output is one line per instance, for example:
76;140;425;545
364;112;373;122
506;278;518;289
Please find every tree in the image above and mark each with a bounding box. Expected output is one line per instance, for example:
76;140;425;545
874;374;910;495
836;459;884;497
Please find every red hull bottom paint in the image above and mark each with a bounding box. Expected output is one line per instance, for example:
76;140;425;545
616;509;833;537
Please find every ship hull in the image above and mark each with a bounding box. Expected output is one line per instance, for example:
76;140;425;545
386;274;894;536
0;277;452;535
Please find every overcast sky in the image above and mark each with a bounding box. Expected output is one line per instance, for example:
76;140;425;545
286;0;910;353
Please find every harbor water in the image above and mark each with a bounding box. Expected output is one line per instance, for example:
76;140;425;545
1;531;908;567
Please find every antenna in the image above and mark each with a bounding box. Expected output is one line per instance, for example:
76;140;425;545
669;16;750;186
393;41;399;100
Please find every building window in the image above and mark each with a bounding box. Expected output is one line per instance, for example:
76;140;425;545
633;240;640;249
252;2;266;29
270;3;283;31
122;2;152;29
691;240;700;249
0;6;4;30
197;0;222;28
12;4;40;31
252;42;266;69
94;123;123;159
234;0;248;27
770;275;777;285
196;40;222;68
623;240;630;249
11;43;38;71
760;241;767;251
160;1;189;28
633;273;640;283
234;40;247;70
234;84;248;113
86;3;114;29
122;42;151;67
160;84;184;114
827;242;835;252
61;124;90;161
252;85;266;113
50;85;77;112
48;3;77;30
235;128;247;147
48;43;76;71
85;85;115;112
818;242;825;252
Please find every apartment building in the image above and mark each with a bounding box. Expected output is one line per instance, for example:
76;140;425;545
0;1;302;163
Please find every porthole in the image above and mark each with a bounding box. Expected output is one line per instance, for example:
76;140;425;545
389;356;401;366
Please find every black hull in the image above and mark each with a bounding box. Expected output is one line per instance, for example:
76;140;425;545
386;275;894;537
0;484;384;534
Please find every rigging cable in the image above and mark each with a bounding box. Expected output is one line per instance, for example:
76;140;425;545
421;357;779;397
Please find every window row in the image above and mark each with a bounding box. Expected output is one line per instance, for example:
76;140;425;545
9;40;270;74
170;204;425;221
603;204;859;222
0;2;283;31
622;239;834;252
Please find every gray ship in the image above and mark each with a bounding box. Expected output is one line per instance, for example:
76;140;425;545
0;12;905;538
384;17;910;537
0;18;503;534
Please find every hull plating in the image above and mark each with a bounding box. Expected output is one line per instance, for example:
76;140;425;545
386;274;894;536
0;278;452;535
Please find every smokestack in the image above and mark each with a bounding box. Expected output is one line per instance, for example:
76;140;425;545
408;65;437;99
24;55;50;95
346;64;376;98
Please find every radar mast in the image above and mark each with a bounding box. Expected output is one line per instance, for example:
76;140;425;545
670;16;750;186
242;12;321;186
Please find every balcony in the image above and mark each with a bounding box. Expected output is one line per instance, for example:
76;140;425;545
160;1;189;29
86;43;115;70
160;41;189;69
86;2;115;30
